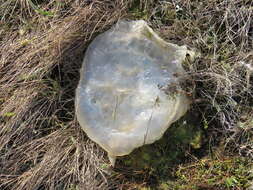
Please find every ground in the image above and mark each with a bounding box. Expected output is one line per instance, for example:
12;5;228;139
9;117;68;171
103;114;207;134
0;0;252;190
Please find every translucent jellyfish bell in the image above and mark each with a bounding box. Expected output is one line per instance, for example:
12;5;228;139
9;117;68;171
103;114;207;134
75;20;192;166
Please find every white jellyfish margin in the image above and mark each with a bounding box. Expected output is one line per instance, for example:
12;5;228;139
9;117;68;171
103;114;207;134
75;20;195;166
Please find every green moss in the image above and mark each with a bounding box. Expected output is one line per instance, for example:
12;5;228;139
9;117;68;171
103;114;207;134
121;117;203;167
3;112;16;117
190;131;202;149
116;112;204;188
66;184;79;190
158;182;170;190
129;0;149;20
115;111;252;190
128;0;178;25
173;156;253;190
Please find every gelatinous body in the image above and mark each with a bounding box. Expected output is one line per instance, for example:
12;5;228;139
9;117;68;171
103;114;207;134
75;20;191;165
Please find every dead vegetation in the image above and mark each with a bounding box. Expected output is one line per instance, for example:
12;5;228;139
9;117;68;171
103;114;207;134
1;0;131;189
0;0;252;189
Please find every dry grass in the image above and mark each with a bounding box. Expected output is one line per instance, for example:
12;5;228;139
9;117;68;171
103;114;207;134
0;0;131;189
134;0;253;156
173;0;253;157
0;0;252;189
145;0;253;155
